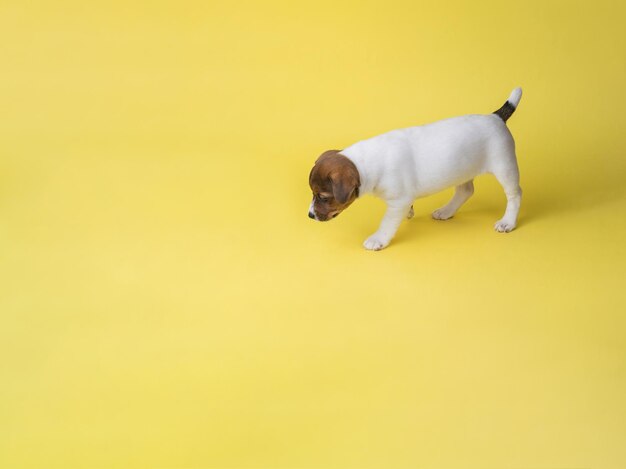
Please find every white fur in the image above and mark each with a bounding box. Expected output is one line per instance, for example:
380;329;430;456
508;87;523;108
308;200;317;220
341;88;523;250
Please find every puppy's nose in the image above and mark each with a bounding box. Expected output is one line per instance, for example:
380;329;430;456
308;211;315;219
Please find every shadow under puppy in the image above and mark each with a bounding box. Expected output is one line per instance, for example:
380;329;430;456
308;88;523;251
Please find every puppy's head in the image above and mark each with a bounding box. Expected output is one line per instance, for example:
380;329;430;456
308;150;360;221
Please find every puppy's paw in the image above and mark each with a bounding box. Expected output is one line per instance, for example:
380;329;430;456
363;235;390;251
407;205;414;219
494;219;516;232
432;207;454;220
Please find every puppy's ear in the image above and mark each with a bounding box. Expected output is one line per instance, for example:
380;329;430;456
330;166;359;204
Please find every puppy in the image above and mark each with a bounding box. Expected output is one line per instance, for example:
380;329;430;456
308;88;523;250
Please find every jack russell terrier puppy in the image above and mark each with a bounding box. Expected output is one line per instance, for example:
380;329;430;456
308;87;523;250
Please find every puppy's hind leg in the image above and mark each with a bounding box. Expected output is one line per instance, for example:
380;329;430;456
492;166;522;233
432;180;474;220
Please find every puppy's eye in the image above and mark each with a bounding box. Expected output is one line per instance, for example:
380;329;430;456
318;195;330;202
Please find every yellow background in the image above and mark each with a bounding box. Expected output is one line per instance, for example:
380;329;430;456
1;1;625;468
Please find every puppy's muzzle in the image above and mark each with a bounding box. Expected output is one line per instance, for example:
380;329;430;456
308;211;339;222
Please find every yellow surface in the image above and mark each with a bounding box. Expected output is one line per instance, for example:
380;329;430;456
1;1;625;468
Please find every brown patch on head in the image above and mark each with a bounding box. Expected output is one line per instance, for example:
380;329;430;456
308;150;360;221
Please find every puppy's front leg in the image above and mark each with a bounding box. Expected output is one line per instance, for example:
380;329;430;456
363;201;412;251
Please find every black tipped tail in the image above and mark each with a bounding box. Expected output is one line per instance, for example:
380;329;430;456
494;101;516;122
493;87;523;123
